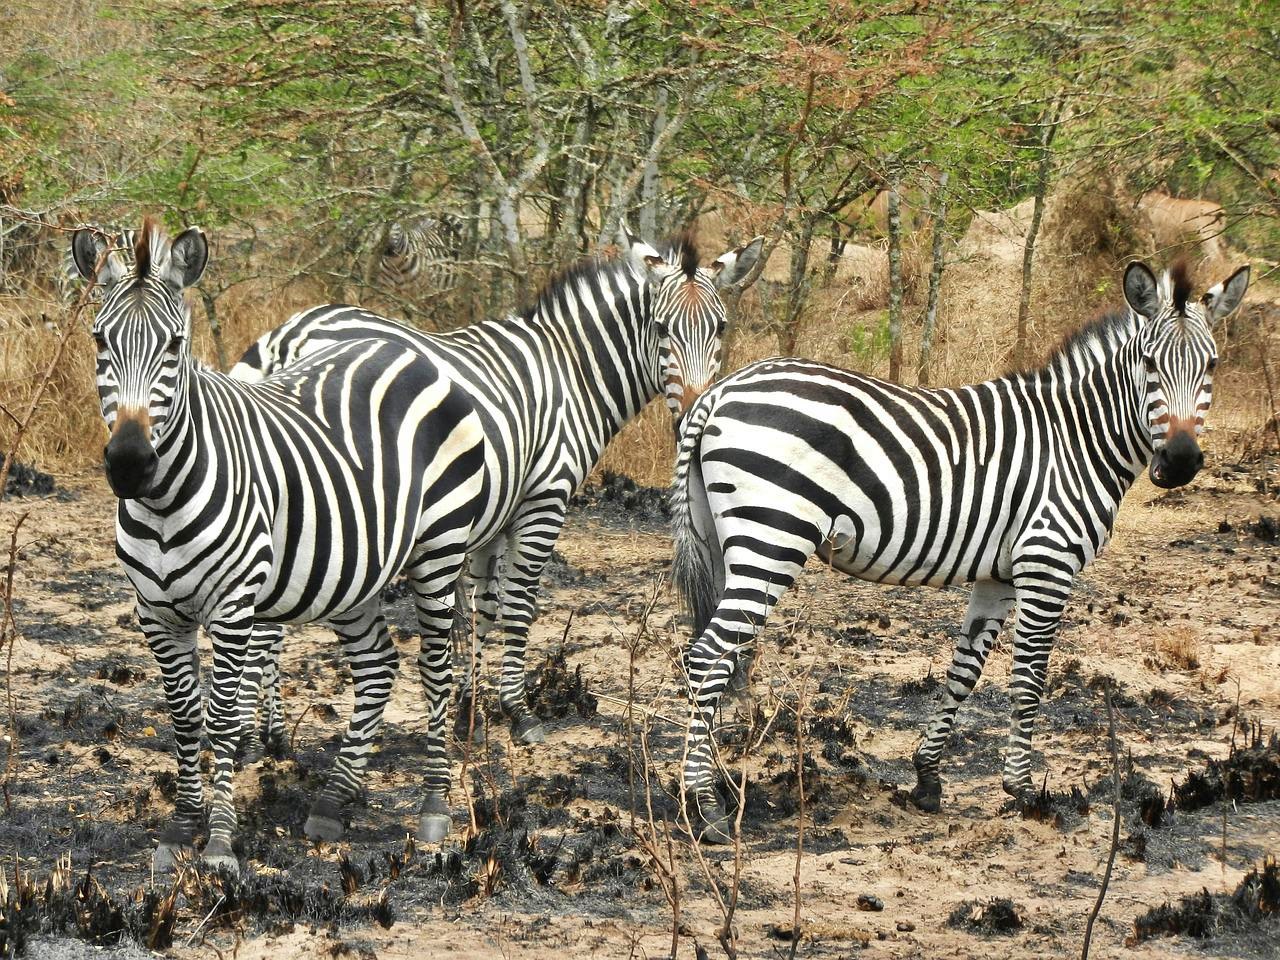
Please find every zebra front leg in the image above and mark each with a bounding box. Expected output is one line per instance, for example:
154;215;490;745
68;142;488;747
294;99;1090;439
257;625;286;758
910;580;1015;812
202;604;259;873
1002;569;1071;804
304;602;398;842
140;613;203;873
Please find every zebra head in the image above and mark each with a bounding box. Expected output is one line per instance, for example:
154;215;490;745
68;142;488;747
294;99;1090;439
1123;260;1249;489
624;228;763;417
71;218;208;499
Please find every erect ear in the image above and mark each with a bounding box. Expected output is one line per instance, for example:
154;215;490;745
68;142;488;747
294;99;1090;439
71;229;125;286
621;223;668;275
1123;261;1161;319
711;236;765;291
165;227;208;290
1202;264;1250;321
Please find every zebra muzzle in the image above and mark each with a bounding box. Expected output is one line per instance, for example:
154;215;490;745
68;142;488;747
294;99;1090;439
104;418;158;499
1149;431;1203;489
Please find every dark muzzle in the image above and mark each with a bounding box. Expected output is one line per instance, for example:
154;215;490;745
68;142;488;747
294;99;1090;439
104;419;158;499
1149;431;1203;489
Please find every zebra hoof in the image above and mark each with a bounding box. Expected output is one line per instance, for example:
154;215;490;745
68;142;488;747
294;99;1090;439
909;767;942;812
202;842;240;876
1002;777;1035;805
693;792;732;845
262;730;288;760
304;797;346;842
417;814;452;843
510;715;546;745
453;707;486;744
152;843;189;874
416;795;452;843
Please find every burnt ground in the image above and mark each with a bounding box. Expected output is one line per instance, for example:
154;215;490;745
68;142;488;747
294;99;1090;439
0;465;1278;959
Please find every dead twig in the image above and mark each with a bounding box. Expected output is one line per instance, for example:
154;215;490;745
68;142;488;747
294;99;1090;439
1081;681;1120;960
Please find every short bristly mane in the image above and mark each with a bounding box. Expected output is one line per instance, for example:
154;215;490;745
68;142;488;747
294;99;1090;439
1168;258;1192;314
518;230;701;320
1036;307;1142;379
134;217;159;281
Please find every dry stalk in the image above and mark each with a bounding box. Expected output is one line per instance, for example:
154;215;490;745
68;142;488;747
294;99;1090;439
787;671;811;960
1081;680;1120;960
1;513;29;807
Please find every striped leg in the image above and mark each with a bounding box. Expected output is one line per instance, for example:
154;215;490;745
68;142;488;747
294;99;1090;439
407;551;467;842
1002;567;1073;802
236;623;285;763
910;580;1016;811
494;500;570;745
304;600;398;842
684;559;804;844
141;611;203;873
202;601;259;871
454;543;502;742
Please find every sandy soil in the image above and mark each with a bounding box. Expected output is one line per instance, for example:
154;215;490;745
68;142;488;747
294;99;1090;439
1;460;1278;960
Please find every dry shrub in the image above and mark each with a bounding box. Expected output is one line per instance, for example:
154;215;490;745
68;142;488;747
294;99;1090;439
1156;627;1202;671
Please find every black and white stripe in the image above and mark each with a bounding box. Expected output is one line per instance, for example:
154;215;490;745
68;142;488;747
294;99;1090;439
670;260;1250;842
58;225;137;305
234;229;763;743
74;219;488;871
377;215;464;300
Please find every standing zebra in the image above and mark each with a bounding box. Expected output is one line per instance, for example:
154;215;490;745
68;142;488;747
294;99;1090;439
671;260;1249;841
377;215;465;300
73;219;488;870
234;229;763;744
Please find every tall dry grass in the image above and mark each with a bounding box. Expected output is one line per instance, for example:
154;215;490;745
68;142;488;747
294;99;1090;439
1;191;1274;490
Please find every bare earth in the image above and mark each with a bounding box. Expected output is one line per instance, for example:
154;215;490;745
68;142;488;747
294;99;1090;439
2;461;1278;960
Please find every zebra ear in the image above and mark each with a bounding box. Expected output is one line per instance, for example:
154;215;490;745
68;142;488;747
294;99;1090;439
623;230;667;274
1123;262;1161;319
711;236;764;291
71;229;124;286
1202;264;1250;321
166;227;208;290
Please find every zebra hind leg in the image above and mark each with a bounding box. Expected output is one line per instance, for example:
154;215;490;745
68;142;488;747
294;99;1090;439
407;556;467;843
234;623;286;765
304;601;398;842
910;580;1014;812
454;546;501;744
683;568;800;845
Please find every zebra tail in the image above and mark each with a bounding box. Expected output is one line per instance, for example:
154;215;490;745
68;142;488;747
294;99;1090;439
669;392;720;638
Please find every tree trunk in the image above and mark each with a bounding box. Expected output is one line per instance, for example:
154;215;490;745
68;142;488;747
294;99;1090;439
918;170;949;387
1015;98;1063;367
887;174;903;382
639;87;669;239
199;288;229;372
780;218;816;355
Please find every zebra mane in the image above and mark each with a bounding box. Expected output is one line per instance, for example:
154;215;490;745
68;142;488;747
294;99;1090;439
1166;258;1192;313
519;230;703;319
133;217;166;282
662;230;700;280
1040;307;1142;377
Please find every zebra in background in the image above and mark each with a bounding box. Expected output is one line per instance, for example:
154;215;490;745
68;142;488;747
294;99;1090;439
234;228;763;745
670;259;1249;842
377;214;465;301
72;219;488;871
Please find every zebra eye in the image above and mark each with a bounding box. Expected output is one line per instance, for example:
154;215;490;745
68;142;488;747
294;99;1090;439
1143;355;1157;375
1206;357;1218;373
716;319;727;336
93;332;107;352
167;334;184;353
653;321;669;338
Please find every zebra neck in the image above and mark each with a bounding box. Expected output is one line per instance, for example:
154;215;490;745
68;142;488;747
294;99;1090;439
494;265;661;439
140;364;225;512
1032;339;1152;504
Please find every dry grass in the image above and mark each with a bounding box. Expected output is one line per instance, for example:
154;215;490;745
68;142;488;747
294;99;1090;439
1157;627;1204;672
2;189;1275;489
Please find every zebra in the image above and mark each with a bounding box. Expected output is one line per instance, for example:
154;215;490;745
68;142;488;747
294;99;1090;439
72;219;489;872
377;215;465;300
233;228;764;745
670;259;1249;842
